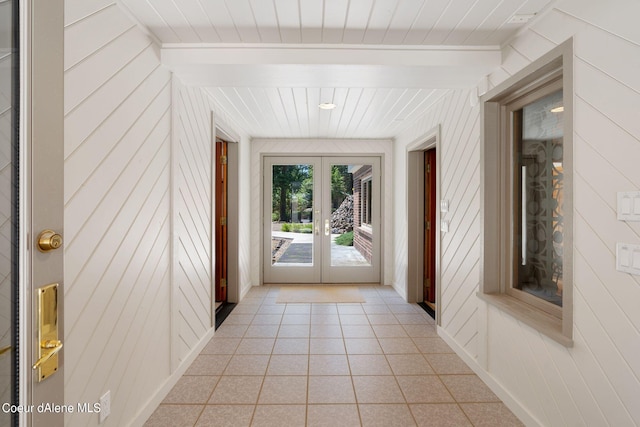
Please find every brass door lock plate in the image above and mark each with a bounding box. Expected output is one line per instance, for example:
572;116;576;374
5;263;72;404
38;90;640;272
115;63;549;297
33;283;62;381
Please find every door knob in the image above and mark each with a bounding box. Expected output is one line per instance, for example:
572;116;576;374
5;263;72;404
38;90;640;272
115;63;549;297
37;229;62;252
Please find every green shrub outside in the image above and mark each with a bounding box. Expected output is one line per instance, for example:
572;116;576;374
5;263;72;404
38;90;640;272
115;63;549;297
280;223;313;233
335;231;353;246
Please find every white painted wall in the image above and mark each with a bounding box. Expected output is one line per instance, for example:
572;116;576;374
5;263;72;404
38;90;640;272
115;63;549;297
64;3;255;425
393;89;480;349
171;75;253;362
63;2;173;426
171;77;215;368
250;139;394;287
395;1;640;425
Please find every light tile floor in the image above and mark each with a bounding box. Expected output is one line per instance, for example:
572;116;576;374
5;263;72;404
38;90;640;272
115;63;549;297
144;286;524;427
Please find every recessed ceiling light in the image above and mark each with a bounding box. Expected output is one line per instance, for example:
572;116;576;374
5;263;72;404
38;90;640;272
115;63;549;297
508;14;536;24
318;103;337;110
550;106;564;113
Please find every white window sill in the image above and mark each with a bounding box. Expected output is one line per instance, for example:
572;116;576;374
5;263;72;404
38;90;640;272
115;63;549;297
477;292;573;347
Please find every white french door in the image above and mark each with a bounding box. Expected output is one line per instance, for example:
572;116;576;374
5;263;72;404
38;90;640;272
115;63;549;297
263;156;381;284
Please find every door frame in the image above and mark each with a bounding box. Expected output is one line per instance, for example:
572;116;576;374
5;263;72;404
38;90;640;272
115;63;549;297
19;0;65;424
253;141;392;288
212;122;240;310
407;126;441;324
262;154;382;284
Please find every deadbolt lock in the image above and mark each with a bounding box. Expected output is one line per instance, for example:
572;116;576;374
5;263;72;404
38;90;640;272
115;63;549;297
37;230;63;252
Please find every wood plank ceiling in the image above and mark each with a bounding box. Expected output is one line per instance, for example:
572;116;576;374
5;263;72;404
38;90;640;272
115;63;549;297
118;0;555;139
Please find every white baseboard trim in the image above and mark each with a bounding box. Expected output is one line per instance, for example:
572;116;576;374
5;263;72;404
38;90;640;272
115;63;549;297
391;282;407;300
239;282;254;300
128;326;217;427
437;326;542;427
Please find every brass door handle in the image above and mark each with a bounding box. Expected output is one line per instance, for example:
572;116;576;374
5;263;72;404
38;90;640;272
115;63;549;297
325;219;330;236
314;210;320;235
32;340;63;370
0;346;11;356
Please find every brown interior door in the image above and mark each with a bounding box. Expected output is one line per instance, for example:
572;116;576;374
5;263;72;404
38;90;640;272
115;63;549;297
424;148;437;305
215;139;228;302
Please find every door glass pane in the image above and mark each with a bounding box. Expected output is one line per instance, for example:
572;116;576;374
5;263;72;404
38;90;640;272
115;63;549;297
0;0;17;424
515;89;564;306
330;164;372;267
271;164;314;266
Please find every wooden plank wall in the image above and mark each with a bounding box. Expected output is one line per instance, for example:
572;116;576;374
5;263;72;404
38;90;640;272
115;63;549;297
171;78;215;367
485;1;640;425
63;2;173;426
171;77;254;366
393;88;480;353
395;0;640;425
63;2;255;425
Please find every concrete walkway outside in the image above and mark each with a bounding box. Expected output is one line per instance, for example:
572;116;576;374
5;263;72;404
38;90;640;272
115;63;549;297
271;231;369;267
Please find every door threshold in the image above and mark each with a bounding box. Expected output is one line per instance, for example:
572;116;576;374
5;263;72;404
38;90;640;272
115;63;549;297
418;301;436;319
215;302;236;330
265;283;382;286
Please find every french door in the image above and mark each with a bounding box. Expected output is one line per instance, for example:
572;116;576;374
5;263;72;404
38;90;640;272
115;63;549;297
263;156;381;284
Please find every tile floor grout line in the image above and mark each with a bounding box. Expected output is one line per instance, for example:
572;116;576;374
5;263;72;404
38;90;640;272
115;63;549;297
306;303;311;427
343;303;363;426
248;300;277;427
244;306;262;425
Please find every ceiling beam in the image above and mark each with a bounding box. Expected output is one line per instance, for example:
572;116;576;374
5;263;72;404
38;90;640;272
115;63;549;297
161;44;501;89
162;43;501;67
